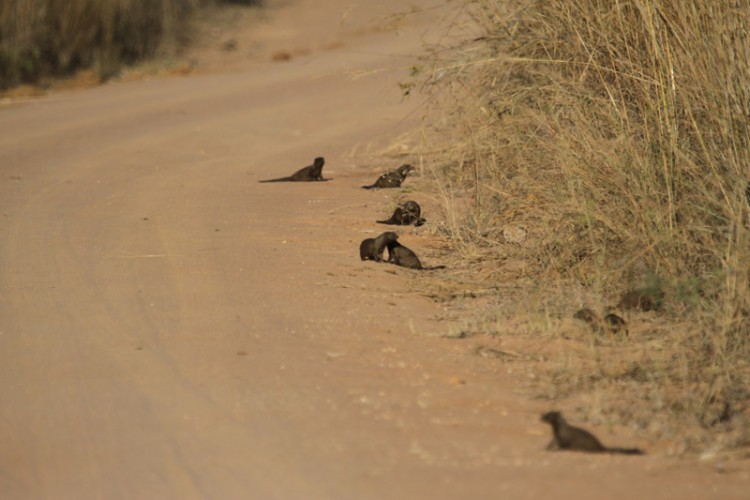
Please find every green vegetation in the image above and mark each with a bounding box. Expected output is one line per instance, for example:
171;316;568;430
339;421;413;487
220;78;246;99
420;0;750;452
0;0;261;89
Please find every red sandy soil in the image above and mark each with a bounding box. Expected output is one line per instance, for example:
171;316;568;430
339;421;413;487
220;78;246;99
0;1;747;498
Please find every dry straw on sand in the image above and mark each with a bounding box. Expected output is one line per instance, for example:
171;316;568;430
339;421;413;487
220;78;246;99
415;0;750;454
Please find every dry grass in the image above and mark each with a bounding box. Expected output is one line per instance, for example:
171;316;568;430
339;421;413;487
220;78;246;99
412;0;750;454
0;0;261;89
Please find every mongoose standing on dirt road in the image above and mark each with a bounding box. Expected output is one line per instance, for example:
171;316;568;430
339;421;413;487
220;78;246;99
359;232;399;262
377;200;425;226
386;240;445;270
541;411;643;455
259;157;327;182
362;164;414;189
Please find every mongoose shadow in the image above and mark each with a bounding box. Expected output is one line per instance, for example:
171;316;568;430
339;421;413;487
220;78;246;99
259;157;329;182
360;232;399;262
362;164;414;189
541;411;644;455
377;200;426;226
386;240;445;270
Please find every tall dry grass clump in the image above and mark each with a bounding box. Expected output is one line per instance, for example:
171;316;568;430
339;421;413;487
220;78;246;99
0;0;260;89
421;0;750;450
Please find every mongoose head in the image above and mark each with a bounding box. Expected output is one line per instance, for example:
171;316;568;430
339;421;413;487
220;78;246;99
573;308;598;324
603;313;627;335
382;231;399;242
313;157;325;168
604;313;626;325
541;411;563;426
402;200;421;215
398;164;415;176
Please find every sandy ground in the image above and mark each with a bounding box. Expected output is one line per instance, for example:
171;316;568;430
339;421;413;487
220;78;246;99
1;1;748;498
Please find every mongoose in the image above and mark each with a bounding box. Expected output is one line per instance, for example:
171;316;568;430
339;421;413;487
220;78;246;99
377;200;425;226
259;157;327;182
618;289;663;311
362;164;415;189
386;240;445;270
573;308;598;324
573;308;628;335
603;313;627;335
359;232;399;262
541;411;644;455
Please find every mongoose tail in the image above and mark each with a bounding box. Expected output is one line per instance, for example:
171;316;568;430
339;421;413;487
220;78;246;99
259;177;294;183
606;447;644;455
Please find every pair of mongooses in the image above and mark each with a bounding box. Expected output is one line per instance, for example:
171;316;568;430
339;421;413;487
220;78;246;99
573;308;628;335
260;159;417;192
541;411;644;455
362;164;415;189
377;200;425;227
359;232;444;270
258;157;328;182
359;231;399;262
574;288;665;335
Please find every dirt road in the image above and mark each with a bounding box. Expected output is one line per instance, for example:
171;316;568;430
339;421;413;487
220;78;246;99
1;1;747;498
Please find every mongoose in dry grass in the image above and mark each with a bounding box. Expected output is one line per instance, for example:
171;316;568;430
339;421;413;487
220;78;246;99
386;240;445;270
618;289;664;311
359;232;399;262
573;308;628;335
259;157;327;182
573;308;598;324
541;411;643;455
603;313;627;334
362;164;414;189
377;200;425;226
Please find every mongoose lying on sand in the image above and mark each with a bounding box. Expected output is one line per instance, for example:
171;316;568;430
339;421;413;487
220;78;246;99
377;200;425;226
259;157;327;182
541;411;643;455
360;232;399;262
362;164;414;189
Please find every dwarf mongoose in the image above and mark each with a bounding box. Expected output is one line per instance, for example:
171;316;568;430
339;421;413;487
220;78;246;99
603;313;627;335
377;200;426;226
360;232;399;262
541;411;643;455
386;240;422;269
573;308;628;335
362;164;415;189
618;289;663;311
573;308;598;324
386;240;445;270
259;157;327;182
